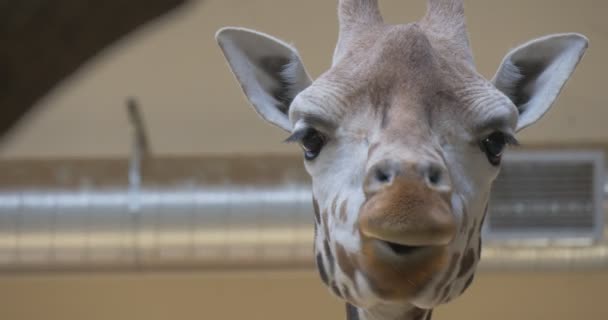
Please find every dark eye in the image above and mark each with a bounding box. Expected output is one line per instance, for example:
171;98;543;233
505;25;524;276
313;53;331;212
480;132;508;166
301;129;326;161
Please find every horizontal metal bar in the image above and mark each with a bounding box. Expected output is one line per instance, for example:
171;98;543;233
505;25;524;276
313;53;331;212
0;155;605;272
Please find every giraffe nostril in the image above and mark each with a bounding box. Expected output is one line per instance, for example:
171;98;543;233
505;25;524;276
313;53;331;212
427;166;442;185
375;167;392;184
425;162;450;191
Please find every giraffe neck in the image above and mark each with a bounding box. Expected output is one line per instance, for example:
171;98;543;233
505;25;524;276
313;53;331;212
346;303;432;320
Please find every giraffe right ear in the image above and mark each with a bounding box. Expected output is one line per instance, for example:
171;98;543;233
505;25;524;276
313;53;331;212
216;27;312;132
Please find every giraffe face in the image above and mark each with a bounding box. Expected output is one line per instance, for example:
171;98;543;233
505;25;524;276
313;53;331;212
216;0;587;312
288;24;516;308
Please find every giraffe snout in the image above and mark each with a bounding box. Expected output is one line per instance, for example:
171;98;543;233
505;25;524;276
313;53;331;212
363;159;451;198
359;162;456;248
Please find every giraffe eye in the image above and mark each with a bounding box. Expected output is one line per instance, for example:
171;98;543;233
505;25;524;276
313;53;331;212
480;132;511;166
285;127;327;161
300;128;326;161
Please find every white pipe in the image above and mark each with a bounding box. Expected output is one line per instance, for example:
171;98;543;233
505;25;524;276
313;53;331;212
0;156;605;272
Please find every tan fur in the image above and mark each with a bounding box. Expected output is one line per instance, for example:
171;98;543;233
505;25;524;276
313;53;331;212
360;175;456;247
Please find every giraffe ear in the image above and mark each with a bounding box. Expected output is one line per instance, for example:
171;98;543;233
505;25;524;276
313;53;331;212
492;33;588;132
216;27;312;132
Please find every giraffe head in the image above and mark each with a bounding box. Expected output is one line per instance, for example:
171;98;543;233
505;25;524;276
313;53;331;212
216;0;587;312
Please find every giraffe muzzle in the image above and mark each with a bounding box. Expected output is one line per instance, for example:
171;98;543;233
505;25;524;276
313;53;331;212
350;175;457;302
358;175;457;250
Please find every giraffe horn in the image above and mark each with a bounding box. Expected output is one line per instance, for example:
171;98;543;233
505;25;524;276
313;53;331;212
421;0;474;63
338;0;383;31
333;0;384;64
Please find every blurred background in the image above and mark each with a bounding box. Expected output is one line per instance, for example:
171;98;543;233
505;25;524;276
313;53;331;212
0;1;607;319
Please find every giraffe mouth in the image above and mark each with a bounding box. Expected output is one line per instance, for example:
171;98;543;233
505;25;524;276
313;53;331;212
383;241;427;255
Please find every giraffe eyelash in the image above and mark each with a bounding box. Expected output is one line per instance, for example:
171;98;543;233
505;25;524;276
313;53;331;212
504;134;520;147
284;127;316;143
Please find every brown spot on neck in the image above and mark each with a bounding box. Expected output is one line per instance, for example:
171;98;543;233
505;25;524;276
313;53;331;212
457;248;476;278
466;224;475;247
322;207;331;242
342;285;355;305
331;196;339;217
434;252;460;298
339;200;349;223
313;197;321;224
324;239;335;275
336;244;356;280
439;283;452;303
316;253;329;286
331;281;343;299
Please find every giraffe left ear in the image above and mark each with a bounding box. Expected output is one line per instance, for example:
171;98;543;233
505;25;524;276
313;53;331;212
216;27;312;132
492;33;588;132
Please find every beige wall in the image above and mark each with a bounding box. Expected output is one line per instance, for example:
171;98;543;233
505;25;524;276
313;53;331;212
1;1;607;319
0;271;606;320
1;0;607;158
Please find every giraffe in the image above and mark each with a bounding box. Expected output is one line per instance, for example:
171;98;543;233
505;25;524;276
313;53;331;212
215;1;588;319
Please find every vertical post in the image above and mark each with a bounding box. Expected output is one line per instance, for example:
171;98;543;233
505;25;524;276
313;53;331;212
126;98;151;213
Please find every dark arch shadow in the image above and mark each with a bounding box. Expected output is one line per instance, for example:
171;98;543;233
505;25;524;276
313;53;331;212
0;0;191;139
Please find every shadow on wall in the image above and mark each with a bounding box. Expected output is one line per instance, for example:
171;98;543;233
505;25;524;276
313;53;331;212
0;1;189;139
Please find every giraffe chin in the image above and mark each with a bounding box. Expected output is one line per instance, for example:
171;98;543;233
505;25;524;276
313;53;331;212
355;236;450;305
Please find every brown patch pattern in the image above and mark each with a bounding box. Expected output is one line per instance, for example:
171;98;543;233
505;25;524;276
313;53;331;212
322;208;331;242
466;222;476;246
457;248;476;278
331;281;343;298
460;207;469;234
324;239;335;275
342;285;355;304
312;197;320;224
316;253;329;286
336;244;356;280
433;252;460;298
440;284;452;303
339;199;349;223
331;196;338;218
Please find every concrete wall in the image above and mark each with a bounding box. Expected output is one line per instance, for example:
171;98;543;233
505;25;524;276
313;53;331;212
0;1;607;319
